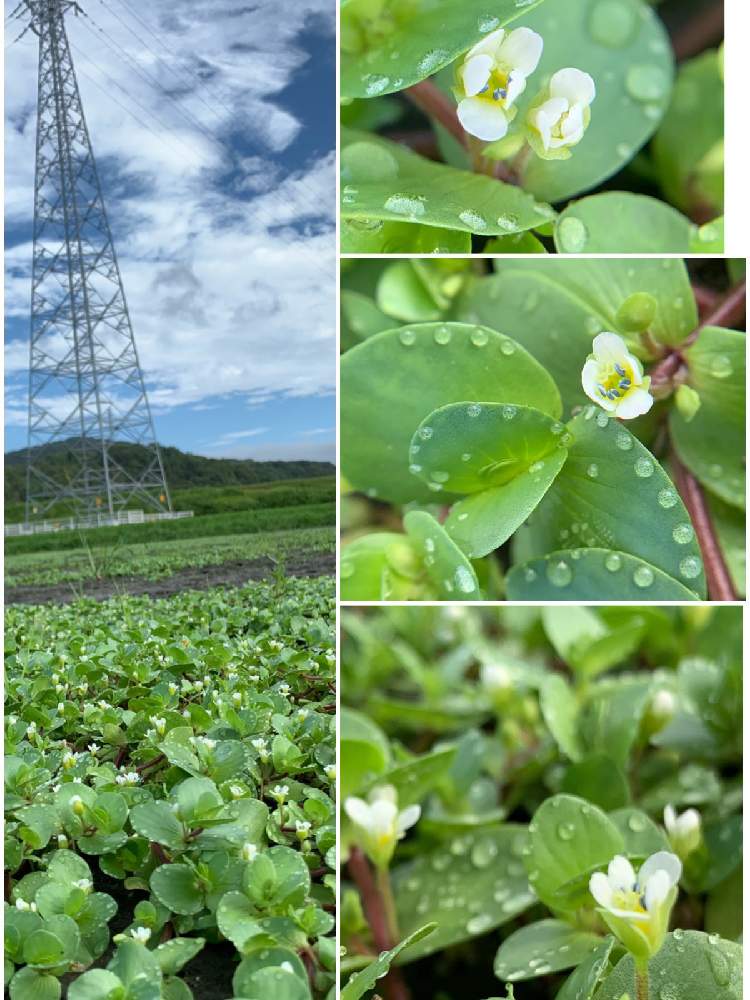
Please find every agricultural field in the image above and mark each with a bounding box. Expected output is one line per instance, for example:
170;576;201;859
5;575;336;1000
340;605;742;1000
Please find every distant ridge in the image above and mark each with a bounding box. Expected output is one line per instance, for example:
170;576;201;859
4;438;334;504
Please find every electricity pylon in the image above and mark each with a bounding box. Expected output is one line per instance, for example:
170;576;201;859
22;0;172;521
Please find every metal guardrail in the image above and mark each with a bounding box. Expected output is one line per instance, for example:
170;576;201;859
4;510;194;537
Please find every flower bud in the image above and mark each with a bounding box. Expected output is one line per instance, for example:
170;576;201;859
664;805;702;860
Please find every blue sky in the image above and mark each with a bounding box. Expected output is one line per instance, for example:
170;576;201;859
4;0;335;462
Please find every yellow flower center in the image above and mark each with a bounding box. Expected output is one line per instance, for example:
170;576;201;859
476;67;513;108
612;887;649;916
595;359;635;402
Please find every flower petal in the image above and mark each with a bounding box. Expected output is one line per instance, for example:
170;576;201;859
550;68;596;107
344;797;371;828
613;386;654;419
532;96;569;149
558;102;584;144
643;869;671;911
589;871;614;908
370;785;397;805
369;799;398;836
608;855;637;893
461;54;493;97
582;358;615;410
623;351;645;384
397;804;421;834
457;96;509;141
467;25;506;61
505;71;527;108
497;27;544;76
592;331;629;363
638;851;682;891
663;804;677;835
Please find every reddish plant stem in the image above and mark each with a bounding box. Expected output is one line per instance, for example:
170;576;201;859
136;753;166;773
672;456;736;601
114;746;128;768
347;847;411;1000
384;129;441;159
150;842;171;865
403;79;466;147
692;284;720;315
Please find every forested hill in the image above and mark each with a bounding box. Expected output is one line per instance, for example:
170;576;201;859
4;438;334;503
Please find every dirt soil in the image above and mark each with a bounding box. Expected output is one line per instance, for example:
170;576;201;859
5;550;335;606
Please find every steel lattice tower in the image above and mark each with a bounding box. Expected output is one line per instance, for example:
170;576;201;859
23;0;172;521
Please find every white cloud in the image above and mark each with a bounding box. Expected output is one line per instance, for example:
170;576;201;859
4;0;335;425
209;437;335;462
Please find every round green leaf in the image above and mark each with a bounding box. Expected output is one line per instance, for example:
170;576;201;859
608;808;670;858
508;549;700;601
341;131;554;239
341;707;391;799
593;930;741;999
68;970;125;1000
554;193;693;254
556;937;615;1000
9;967;62;1000
22;931;67;970
233;967;310;1000
107;940;162;988
342;218;470;254
525;794;624;911
340;532;426;602
46;850;93;886
560;756;629;812
341;322;561;504
670;326;745;510
515;0;674;203
340;0;546;99
153;938;205;976
266;846;311;906
150;865;205;916
494;919;603;981
233;949;308;999
539;675;582;762
513;410;707;597
403;510;482;599
129;802;185;851
393;825;536;961
216;892;264;952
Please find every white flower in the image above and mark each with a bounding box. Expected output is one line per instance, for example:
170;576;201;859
528;68;595;155
271;784;289;803
481;663;513;693
70;794;85;815
297;709;309;721
73;879;92;893
150;716;166;735
52;784;62;794
344;785;421;869
295;820;312;839
199;737;217;751
130;926;152;944
582;332;654;419
62;751;79;769
325;765;336;783
664;805;702;859
241;842;258;862
230;785;245;799
456;27;544;142
98;700;110;710
278;683;291;696
57;834;69;847
168;683;178;695
87;744;99;755
26;721;37;736
116;772;141;786
589;852;681;960
57;702;65;713
232;692;243;705
15;898;37;912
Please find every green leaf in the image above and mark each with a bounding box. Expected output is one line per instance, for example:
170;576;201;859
265;846;311;906
9;967;62;1000
341;131;554;239
46;850;92;886
554;194;693;254
150;865;205;916
159;728;201;775
403;510;482;599
653;49;724;216
340;707;391;799
68;970;125;1000
233;950;309;1000
340;924;437;1000
493;919;603;982
216;892;265;953
580;678;653;769
231;967;311;1000
22;930;67;970
409;402;567;557
525;794;624;911
342;289;396;350
393;826;535;961
341;218;470;254
340;0;546;99
513;411;707;597
670;326;745;510
539;675;581;762
175;777;223;823
15;805;57;851
508;549;700;601
561;756;629;812
512;0;674;203
487;257;697;349
707;494;745;597
153;938;205;976
129;802;185;851
593;930;741;999
609;808;669;858
366;746;458;807
341;322;561;504
272;735;304;774
107;940;162;990
556;937;615;1000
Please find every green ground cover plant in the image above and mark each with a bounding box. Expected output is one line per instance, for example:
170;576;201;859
340;605;742;1000
340;0;723;253
4;576;336;1000
5;526;335;590
340;257;745;602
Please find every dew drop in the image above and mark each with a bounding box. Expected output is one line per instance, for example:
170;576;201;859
605;553;622;572
455;565;476;593
616;142;632;159
363;74;390;96
399;328;416;346
466;913;493;935
433;326;452;345
616;430;633;451
478;14;500;32
672;523;694;545
658;488;678;508
418;426;433;440
430;471;450;484
628;813;646;832
634;457;654;478
708;947;730;987
595;412;609;428
558;216;588;253
470;328;489;347
417;49;448;76
557;822;575;841
633;565;654;588
588;0;637;47
384;193;425;218
459;208;487;230
340;560;354;579
467;403;482;418
461;452;472;462
502;405;517;420
710;354;733;378
626;64;669;102
500;339;516;356
523;567;537;583
546;560;572;587
679;556;702;580
587;463;599;479
496;213;519;231
529;460;545;474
